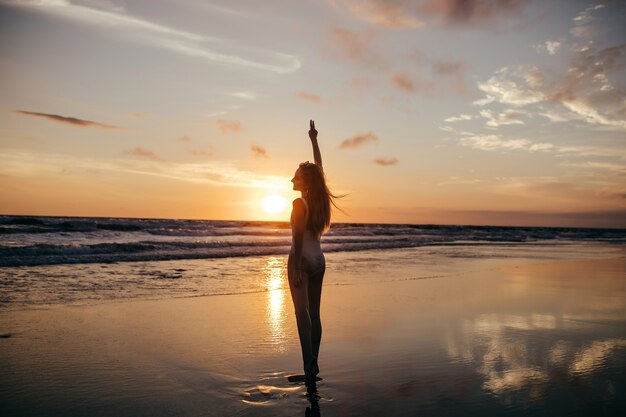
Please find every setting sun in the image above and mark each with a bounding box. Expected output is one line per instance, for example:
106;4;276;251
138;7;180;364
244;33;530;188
261;195;288;215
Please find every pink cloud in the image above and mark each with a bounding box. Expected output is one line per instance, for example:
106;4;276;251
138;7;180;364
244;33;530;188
341;0;423;28
216;119;243;134
391;72;415;92
339;132;379;149
295;91;322;104
431;59;470;95
373;157;399;166
327;26;381;67
391;72;435;94
251;145;269;158
124;147;161;161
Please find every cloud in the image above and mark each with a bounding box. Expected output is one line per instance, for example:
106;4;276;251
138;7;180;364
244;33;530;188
333;0;423;28
178;135;192;142
124;147;161;161
13;110;122;129
480;109;526;127
331;0;532;29
216;119;243;134
476;66;544;106
437;176;481;186
473;35;626;131
548;43;626;129
431;59;470;94
3;0;300;74
339;132;379;149
391;72;414;92
570;3;604;39
445;114;474;122
391;72;434;94
373;157;398;166
458;133;554;152
0;150;290;190
227;91;256;100
545;41;561;55
295;91;322;104
250;145;269;159
326;26;381;67
418;0;533;27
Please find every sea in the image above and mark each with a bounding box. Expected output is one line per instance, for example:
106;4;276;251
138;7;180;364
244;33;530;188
1;215;625;308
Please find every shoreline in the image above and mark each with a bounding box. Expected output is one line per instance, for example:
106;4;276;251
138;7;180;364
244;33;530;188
1;242;622;311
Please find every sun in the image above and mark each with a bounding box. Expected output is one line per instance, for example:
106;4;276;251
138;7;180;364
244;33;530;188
261;194;288;215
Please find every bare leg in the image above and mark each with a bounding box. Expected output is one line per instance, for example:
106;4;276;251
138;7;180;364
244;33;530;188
308;256;325;377
288;255;315;376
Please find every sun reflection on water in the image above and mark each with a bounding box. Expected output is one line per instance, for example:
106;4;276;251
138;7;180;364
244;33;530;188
263;256;288;352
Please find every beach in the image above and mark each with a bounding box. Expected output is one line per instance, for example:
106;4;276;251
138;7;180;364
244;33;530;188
1;243;625;416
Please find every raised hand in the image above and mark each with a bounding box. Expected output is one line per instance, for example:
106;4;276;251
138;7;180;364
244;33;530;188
308;119;318;141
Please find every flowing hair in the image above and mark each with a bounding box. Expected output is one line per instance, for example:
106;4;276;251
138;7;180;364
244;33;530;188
298;162;343;235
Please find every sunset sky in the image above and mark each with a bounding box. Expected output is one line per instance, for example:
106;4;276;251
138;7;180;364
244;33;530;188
1;0;625;227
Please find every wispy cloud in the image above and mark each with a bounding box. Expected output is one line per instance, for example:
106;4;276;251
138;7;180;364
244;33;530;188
13;110;122;129
124;147;161;161
216;119;243;134
251;145;269;159
476;66;544;106
431;59;470;95
391;72;434;94
3;0;300;74
331;0;423;28
458;133;554;153
339;132;379;149
534;40;561;55
295;91;322;104
326;26;381;68
227;91;256;100
331;0;533;30
480;109;526;127
445;114;474;122
570;3;604;39
373;157;398;166
0;150;290;190
177;134;192;142
391;72;414;92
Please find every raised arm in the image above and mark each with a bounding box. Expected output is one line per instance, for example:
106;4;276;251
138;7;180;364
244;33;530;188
309;120;323;171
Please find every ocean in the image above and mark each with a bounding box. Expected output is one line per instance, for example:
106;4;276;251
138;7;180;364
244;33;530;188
1;215;625;309
1;215;625;416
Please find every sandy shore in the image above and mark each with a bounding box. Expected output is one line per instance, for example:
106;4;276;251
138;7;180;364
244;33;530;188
1;245;625;416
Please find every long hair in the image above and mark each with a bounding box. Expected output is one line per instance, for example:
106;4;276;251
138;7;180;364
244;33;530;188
299;162;342;235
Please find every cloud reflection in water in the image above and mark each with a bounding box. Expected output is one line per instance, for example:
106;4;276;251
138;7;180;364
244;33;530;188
445;313;626;404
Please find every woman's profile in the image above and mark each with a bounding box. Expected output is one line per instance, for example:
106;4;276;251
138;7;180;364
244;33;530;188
288;120;339;394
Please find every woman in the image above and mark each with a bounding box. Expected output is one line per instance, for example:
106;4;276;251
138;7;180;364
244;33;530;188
288;120;338;394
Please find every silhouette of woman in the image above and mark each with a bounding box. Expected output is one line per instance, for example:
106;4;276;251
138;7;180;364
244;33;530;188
288;120;339;394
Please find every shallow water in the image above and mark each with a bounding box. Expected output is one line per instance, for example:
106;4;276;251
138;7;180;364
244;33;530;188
0;243;616;308
0;245;624;416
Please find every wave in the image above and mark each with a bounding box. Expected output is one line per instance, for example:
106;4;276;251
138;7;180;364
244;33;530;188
0;215;624;267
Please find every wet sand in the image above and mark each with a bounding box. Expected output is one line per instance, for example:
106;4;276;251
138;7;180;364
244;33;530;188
1;246;625;416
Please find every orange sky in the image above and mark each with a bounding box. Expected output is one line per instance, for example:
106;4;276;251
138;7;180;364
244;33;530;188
1;0;625;228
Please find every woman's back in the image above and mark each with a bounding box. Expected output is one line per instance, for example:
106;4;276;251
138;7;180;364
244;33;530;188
290;197;323;265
